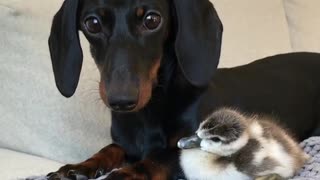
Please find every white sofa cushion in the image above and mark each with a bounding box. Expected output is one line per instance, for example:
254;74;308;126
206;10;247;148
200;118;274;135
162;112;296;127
0;148;62;180
212;0;292;67
284;0;320;52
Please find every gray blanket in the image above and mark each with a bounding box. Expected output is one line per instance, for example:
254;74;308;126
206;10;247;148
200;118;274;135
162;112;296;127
290;137;320;180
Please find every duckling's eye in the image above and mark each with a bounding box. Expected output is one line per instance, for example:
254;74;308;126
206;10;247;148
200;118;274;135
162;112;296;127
211;137;221;142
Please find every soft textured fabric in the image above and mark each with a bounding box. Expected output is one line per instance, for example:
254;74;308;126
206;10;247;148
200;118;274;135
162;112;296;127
291;137;320;179
284;0;320;52
0;148;62;180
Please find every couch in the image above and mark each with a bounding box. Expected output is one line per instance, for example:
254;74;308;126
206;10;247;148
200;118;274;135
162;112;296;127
0;0;320;179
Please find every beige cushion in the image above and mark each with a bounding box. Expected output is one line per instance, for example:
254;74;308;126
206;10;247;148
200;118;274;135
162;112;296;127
0;148;62;180
0;0;62;19
211;0;292;67
284;0;320;52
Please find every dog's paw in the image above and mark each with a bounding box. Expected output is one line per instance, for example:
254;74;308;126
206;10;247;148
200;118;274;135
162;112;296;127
47;164;106;180
197;108;249;156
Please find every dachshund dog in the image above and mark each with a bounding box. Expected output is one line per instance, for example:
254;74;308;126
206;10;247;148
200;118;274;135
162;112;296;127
47;0;320;179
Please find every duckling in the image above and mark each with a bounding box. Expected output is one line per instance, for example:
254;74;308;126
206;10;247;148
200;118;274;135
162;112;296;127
178;108;309;180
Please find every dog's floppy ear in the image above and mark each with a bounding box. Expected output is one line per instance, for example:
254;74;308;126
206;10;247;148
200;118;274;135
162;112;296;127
49;0;83;97
173;0;223;87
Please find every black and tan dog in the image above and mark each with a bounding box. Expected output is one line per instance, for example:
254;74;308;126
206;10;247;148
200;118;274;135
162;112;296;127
47;0;320;179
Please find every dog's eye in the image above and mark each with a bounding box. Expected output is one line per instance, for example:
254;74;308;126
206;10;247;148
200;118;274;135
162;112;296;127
85;17;102;34
144;12;161;30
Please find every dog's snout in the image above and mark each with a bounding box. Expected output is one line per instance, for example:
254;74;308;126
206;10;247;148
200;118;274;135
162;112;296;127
101;63;141;112
109;96;138;111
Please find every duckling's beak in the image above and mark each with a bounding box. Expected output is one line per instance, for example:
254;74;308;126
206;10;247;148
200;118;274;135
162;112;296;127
177;135;202;149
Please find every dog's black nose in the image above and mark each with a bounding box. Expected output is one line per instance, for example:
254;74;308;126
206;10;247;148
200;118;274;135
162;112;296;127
109;97;137;111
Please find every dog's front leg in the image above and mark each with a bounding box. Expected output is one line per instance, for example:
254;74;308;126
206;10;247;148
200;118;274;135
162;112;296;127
104;148;182;180
48;144;125;179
